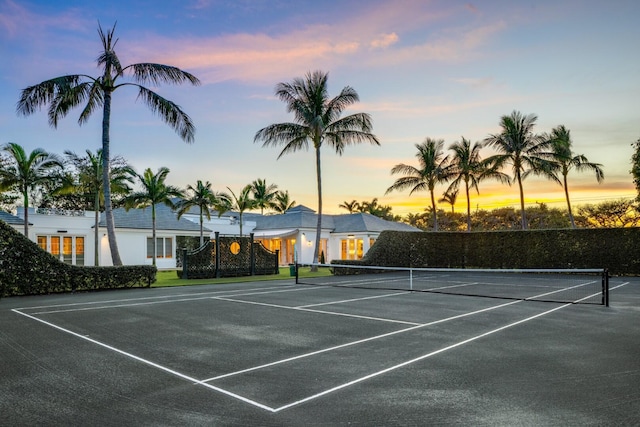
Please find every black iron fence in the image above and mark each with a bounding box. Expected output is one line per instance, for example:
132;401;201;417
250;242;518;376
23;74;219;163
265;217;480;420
179;232;279;279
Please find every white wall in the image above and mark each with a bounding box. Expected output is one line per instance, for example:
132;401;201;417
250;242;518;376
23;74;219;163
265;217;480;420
19;207;97;266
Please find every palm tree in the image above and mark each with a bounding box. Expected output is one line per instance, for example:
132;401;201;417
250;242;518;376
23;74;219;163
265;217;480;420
64;149;134;265
385;138;451;231
254;70;379;268
446;137;510;231
175;180;220;246
438;189;458;214
0;143;64;236
547;125;604;228
273;190;296;213
251;178;279;214
218;185;258;236
484;111;555;230
339;200;361;213
16;23;200;265
125;167;183;266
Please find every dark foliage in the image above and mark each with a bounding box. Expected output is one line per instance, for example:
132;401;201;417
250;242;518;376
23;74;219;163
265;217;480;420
334;228;640;275
0;219;156;297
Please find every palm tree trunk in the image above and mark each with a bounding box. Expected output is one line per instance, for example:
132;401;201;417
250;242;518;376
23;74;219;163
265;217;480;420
199;210;204;246
516;170;527;230
430;188;438;231
102;91;122;265
94;192;100;266
22;186;29;237
564;173;576;228
312;146;322;272
465;180;471;232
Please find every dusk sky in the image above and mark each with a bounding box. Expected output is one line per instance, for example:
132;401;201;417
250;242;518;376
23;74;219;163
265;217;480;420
1;0;638;216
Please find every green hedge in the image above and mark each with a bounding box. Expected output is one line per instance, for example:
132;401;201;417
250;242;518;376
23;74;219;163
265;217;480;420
0;219;156;297
338;228;640;275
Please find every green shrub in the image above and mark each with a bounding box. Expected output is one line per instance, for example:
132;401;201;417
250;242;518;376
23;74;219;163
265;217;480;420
0;219;156;297
337;228;640;275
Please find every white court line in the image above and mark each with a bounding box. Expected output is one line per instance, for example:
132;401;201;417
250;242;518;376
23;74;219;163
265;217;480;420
26;286;316;315
15;284;297;312
200;298;522;382
298;291;407;308
213;296;421;326
273;301;575;412
273;288;605;413
11;308;275;412
10;284;616;413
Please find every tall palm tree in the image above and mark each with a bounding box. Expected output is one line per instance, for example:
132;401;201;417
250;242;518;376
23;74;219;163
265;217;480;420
16;23;200;265
547;125;604;228
175;180;221;246
125;167;183;266
218;185;258;236
273;190;296;213
0;143;63;236
251;178;279;214
385;138;451;231
254;70;379;268
64;149;134;265
484;111;554;230
438;189;458;214
339;200;361;213
446;137;510;231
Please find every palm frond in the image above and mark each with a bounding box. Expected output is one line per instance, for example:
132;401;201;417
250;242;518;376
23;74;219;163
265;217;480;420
135;86;196;143
127;63;201;86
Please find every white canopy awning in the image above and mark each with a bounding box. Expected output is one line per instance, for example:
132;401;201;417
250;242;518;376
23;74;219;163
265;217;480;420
252;228;299;239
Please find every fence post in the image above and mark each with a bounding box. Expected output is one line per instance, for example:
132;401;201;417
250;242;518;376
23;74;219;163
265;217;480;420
182;248;188;279
275;249;280;274
214;232;220;278
250;233;255;276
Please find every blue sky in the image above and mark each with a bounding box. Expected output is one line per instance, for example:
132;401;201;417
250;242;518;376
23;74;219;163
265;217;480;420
1;0;638;215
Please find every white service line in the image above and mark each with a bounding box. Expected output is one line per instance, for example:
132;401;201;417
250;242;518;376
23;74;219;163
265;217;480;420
201;298;522;382
11;308;275;412
15;284;297;311
272;301;574;412
213;296;421;326
297;291;407;308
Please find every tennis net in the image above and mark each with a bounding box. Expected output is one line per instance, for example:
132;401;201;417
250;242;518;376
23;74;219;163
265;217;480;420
295;264;609;306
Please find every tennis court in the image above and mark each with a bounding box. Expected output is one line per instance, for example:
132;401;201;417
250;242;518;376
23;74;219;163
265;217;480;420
1;270;639;426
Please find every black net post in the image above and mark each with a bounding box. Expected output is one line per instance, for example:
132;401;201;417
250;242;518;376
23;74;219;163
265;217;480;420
250;233;255;276
182;248;188;279
295;262;299;284
603;269;609;307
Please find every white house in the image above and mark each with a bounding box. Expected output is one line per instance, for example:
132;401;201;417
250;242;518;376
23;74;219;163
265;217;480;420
182;204;420;265
3;204;419;268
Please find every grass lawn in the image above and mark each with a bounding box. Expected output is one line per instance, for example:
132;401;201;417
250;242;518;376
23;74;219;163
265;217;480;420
153;265;333;288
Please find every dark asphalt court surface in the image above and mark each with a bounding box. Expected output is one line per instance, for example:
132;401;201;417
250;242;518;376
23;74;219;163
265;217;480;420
1;274;639;426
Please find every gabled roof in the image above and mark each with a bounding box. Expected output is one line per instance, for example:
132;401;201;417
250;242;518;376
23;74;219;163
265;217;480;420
332;212;418;233
254;205;335;230
98;203;210;232
253;205;419;233
0;211;26;225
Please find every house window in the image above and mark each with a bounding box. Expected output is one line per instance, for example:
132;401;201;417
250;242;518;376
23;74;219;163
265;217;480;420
341;237;363;260
37;236;47;251
37;235;85;265
147;237;173;259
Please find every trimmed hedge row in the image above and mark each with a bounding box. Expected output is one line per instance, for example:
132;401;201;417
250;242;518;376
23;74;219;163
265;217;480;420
339;228;640;275
0;219;156;298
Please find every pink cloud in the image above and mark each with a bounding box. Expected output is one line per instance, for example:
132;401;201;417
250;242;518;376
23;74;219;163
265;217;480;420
370;32;399;49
